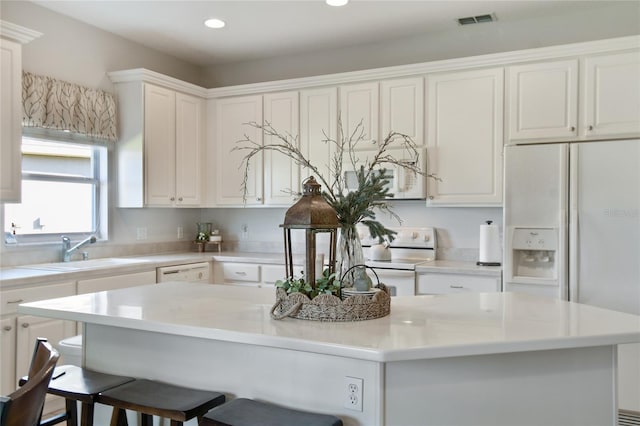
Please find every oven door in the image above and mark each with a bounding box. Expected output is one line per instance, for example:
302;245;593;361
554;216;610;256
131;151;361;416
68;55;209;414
366;268;416;296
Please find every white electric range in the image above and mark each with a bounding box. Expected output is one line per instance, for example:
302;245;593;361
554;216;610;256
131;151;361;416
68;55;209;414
358;226;436;296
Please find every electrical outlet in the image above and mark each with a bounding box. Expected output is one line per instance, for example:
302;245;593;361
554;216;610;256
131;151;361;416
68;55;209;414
136;227;147;241
177;226;184;239
343;376;363;411
241;224;249;240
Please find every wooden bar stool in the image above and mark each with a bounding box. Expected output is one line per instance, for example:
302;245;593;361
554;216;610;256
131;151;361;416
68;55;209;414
98;379;225;426
19;364;135;426
200;398;343;426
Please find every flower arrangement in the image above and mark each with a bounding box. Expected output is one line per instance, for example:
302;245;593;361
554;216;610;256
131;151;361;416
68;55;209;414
236;118;431;290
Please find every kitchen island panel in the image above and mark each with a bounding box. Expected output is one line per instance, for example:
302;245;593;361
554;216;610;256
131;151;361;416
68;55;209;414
85;323;382;426
386;345;616;426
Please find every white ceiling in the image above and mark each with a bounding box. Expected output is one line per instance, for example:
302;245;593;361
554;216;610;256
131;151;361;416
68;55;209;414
32;0;624;67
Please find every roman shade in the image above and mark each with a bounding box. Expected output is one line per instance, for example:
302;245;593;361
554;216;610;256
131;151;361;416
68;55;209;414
22;71;117;142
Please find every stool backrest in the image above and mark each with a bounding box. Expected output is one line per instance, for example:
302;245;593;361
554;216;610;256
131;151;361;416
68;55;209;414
0;338;59;426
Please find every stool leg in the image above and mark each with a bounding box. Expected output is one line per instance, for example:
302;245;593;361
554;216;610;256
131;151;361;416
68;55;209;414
66;399;78;426
140;413;153;426
80;402;95;426
109;408;128;426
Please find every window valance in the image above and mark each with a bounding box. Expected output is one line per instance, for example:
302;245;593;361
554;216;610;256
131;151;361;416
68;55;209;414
22;71;117;142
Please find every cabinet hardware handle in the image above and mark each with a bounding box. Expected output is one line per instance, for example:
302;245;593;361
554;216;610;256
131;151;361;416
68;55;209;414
570;126;576;132
21;323;29;328
450;285;464;289
7;299;23;304
178;197;183;201
588;125;593;131
3;326;12;331
235;271;247;275
256;197;261;201
170;197;175;201
428;196;434;200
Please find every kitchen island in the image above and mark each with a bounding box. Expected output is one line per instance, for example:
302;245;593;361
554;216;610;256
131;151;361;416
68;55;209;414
19;282;640;426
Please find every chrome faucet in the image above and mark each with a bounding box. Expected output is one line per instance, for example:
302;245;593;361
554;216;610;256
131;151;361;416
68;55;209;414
62;235;97;262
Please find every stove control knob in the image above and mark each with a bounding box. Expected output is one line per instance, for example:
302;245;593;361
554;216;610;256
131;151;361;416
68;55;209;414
411;232;418;240
423;234;430;242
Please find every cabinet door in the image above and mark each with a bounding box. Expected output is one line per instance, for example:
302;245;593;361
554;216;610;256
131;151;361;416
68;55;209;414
426;67;504;206
1;317;16;395
0;39;22;202
15;315;76;416
263;91;300;206
339;82;379;149
216;95;263;205
582;50;640;139
300;87;337;191
175;92;204;206
507;60;578;142
144;84;176;206
380;77;424;146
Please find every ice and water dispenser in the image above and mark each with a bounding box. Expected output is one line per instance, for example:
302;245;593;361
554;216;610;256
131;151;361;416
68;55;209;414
509;228;558;281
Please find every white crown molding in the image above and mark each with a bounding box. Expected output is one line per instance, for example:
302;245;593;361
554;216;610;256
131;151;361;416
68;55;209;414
0;20;43;44
205;35;640;99
107;68;208;97
108;35;640;100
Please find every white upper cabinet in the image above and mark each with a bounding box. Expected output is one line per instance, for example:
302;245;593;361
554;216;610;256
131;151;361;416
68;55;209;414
380;77;424;146
507;50;640;143
143;84;204;207
581;50;640;139
339;82;379;149
144;84;176;205
426;67;504;206
0;38;22;202
300;87;337;191
263;91;300;206
114;80;204;207
507;59;579;142
174;92;204;206
215;95;263;206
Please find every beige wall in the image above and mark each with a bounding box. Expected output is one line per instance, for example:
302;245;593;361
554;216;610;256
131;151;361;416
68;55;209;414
202;1;640;87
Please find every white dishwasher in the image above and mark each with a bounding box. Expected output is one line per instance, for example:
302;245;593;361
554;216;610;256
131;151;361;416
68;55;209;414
156;262;211;282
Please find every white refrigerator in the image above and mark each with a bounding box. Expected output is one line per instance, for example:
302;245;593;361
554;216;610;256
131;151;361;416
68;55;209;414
504;139;640;415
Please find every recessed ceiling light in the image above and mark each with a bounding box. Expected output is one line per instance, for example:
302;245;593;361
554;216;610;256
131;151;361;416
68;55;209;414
326;0;348;6
204;18;225;29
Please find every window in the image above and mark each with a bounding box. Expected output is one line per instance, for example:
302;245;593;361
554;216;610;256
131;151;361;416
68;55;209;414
4;134;108;244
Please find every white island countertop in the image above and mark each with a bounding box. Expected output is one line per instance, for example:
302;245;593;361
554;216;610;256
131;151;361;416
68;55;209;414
18;282;640;362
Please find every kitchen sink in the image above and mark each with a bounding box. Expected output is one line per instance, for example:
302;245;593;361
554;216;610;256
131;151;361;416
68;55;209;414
28;257;151;271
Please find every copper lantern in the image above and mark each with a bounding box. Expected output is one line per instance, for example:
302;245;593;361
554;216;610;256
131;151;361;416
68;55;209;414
281;176;338;289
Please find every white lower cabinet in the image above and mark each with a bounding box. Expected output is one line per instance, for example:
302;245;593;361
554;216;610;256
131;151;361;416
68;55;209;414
1;316;16;396
213;262;301;287
1;280;77;414
417;272;501;295
77;270;156;294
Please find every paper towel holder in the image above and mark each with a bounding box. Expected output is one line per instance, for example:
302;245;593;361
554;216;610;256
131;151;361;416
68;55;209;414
477;220;502;267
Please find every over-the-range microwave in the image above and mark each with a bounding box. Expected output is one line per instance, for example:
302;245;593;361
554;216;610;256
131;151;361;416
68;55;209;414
342;148;427;199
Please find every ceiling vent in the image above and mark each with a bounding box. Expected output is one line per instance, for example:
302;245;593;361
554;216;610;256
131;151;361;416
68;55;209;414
457;14;496;26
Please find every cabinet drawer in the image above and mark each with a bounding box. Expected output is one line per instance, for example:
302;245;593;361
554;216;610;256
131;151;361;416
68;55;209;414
1;281;76;315
222;263;260;283
261;264;304;285
417;273;500;294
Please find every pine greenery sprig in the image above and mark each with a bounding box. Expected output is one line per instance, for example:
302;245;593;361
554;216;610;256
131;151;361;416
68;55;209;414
234;118;431;242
